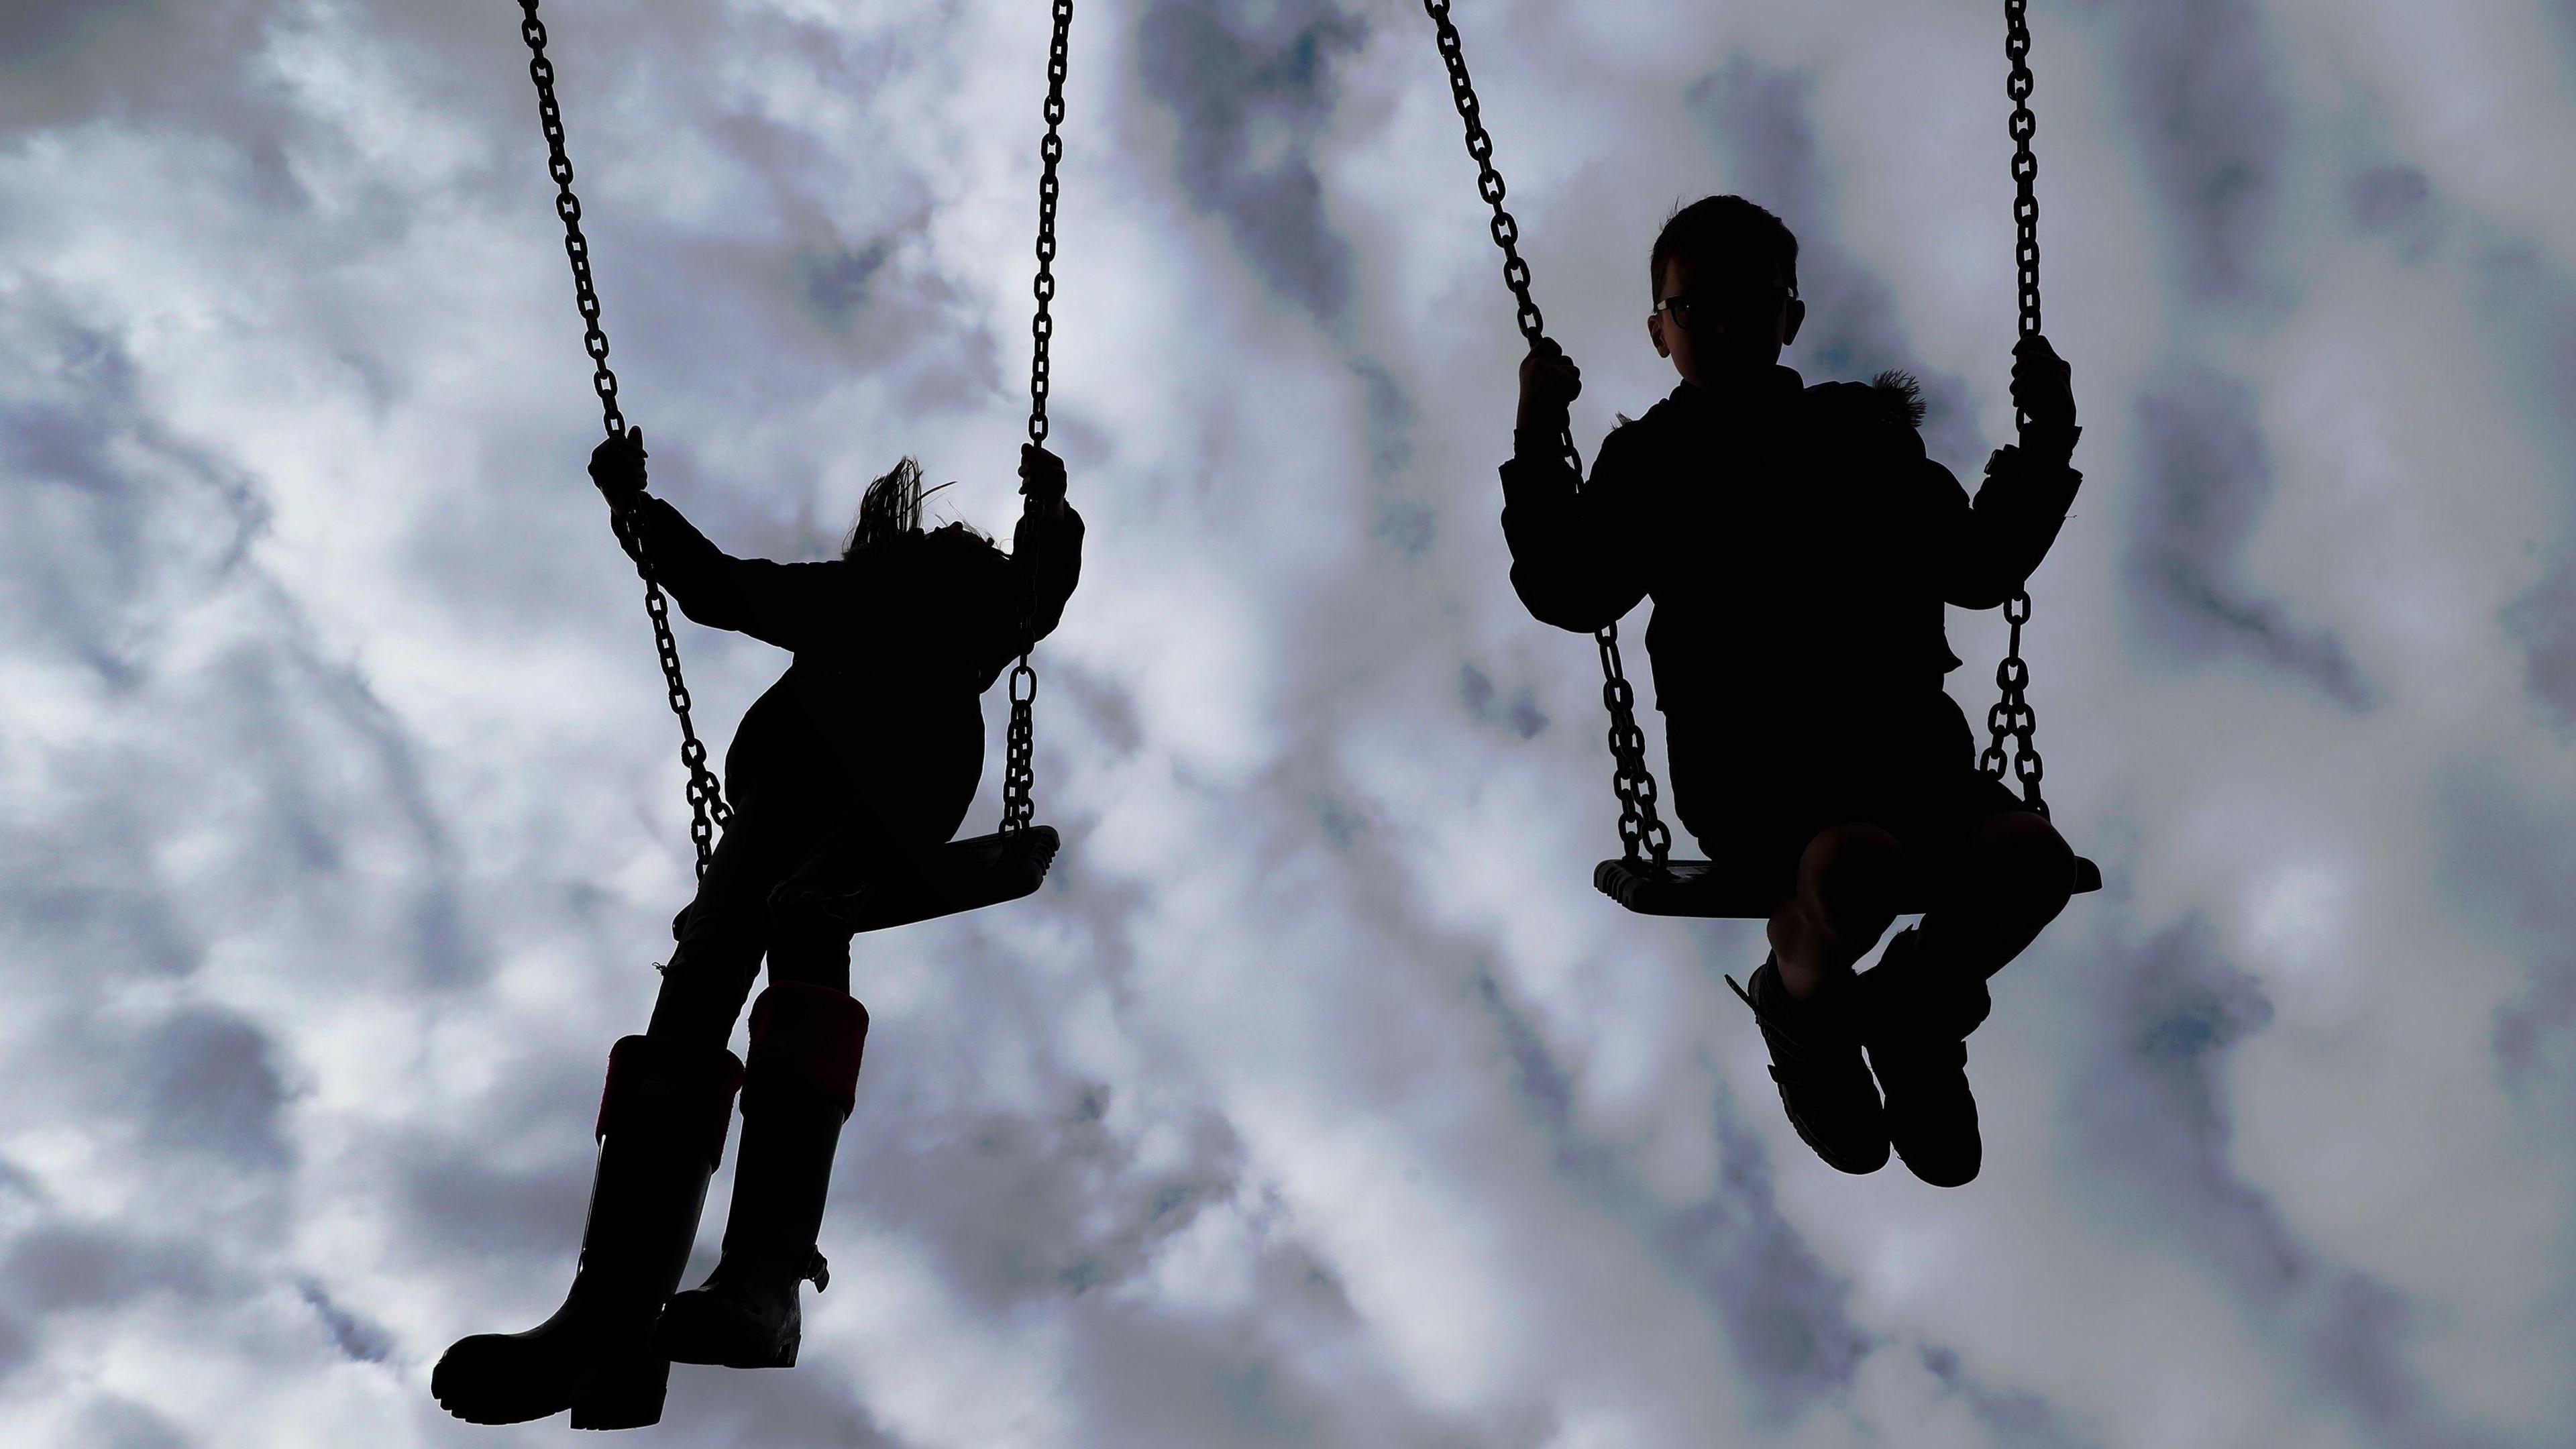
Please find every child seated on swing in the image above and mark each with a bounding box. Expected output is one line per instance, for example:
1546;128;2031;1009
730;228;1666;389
1501;195;2081;1186
435;432;1081;1428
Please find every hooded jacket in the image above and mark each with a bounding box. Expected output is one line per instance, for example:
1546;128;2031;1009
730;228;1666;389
629;496;1084;814
1499;366;2078;746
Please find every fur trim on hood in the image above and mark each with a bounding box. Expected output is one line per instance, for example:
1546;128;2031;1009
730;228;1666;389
1869;369;1928;429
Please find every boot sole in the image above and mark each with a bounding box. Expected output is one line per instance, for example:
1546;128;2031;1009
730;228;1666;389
431;1341;576;1426
656;1299;799;1369
568;1351;672;1430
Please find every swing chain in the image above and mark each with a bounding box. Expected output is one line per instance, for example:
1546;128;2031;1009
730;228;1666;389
1422;0;1672;865
1982;0;2049;817
520;0;731;876
1003;0;1073;835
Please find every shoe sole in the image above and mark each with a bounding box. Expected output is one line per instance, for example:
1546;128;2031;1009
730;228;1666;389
656;1300;798;1369
568;1352;671;1431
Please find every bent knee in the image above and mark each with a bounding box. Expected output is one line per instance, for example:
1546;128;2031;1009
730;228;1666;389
765;879;851;939
1799;824;1904;931
1978;812;2076;903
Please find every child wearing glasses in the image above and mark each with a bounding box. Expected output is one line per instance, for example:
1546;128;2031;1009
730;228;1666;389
1499;195;2082;1185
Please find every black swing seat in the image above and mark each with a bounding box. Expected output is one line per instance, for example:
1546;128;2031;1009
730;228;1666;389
839;826;1062;934
673;826;1062;942
1595;852;2102;920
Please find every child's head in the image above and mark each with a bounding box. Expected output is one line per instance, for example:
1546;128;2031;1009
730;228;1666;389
1646;195;1805;386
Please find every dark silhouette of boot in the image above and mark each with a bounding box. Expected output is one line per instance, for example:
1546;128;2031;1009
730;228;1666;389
657;983;866;1370
432;1036;743;1429
1727;955;1889;1174
1858;927;1990;1187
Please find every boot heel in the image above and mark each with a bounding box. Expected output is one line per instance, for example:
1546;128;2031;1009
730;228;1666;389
568;1348;669;1431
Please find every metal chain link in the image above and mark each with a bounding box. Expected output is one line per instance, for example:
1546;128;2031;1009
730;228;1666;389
1001;0;1074;835
519;0;731;876
1422;0;1672;865
1981;0;2050;817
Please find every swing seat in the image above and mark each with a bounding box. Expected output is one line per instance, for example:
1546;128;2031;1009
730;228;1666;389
1595;852;2102;920
843;826;1063;934
674;827;1063;943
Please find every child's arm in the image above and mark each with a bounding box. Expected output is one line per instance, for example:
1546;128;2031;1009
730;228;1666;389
590;430;836;653
1497;341;1649;631
1007;443;1085;646
1935;337;2084;608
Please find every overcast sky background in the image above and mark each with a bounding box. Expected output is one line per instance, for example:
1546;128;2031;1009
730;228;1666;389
4;1;2575;1445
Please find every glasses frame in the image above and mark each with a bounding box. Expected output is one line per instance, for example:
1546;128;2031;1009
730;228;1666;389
1653;283;1799;331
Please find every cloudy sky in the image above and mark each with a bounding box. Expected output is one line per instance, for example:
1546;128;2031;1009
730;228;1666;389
5;1;2575;1445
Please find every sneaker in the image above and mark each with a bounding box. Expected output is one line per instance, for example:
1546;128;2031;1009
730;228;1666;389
1857;928;1989;1187
1727;955;1890;1174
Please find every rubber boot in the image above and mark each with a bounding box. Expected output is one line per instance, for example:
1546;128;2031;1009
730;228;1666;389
432;1036;743;1430
656;982;867;1369
1857;926;1991;1187
1726;955;1890;1175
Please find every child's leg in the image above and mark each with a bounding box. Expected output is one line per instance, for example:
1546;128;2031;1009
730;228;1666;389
659;822;901;1370
1767;822;1907;999
1920;809;2076;979
647;820;796;1053
761;817;938;991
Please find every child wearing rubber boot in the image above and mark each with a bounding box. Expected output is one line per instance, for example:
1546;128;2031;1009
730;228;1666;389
1500;196;2080;1185
433;435;1081;1426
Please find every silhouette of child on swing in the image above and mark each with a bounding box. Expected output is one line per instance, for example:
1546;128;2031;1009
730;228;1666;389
434;432;1081;1427
1503;196;2081;1185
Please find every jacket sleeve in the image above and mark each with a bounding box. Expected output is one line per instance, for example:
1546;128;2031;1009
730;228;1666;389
1008;501;1085;649
1931;436;2084;610
1498;424;1649;633
624;496;840;655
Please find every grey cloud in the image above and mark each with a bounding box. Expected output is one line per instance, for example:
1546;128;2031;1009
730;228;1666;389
2073;923;2520;1448
1056;1297;1533;1449
655;1365;918;1449
2108;0;2289;303
1473;919;1870;1417
400;1145;591;1270
2439;782;2576;1097
2506;554;2576;734
2;1224;219;1314
1458;663;1548;741
1918;1342;2101;1449
2129;370;2374;704
2349;164;2435;246
139;1008;294;1168
802;239;896;327
851;1081;1244;1304
2492;956;2576;1095
1688;59;1985;467
1660;1116;1874;1419
1135;0;1369;320
0;1;256;133
1353;359;1439;557
71;1395;197;1449
2077;921;2282;1271
297;1278;395;1364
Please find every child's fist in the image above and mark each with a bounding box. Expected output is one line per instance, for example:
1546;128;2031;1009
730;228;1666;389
2010;335;2078;455
1020;442;1068;520
1517;338;1583;432
588;427;649;504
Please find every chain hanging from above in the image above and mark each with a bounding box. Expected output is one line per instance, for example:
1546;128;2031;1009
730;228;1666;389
517;0;730;878
1981;0;2050;818
1420;0;1674;867
1000;0;1074;836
